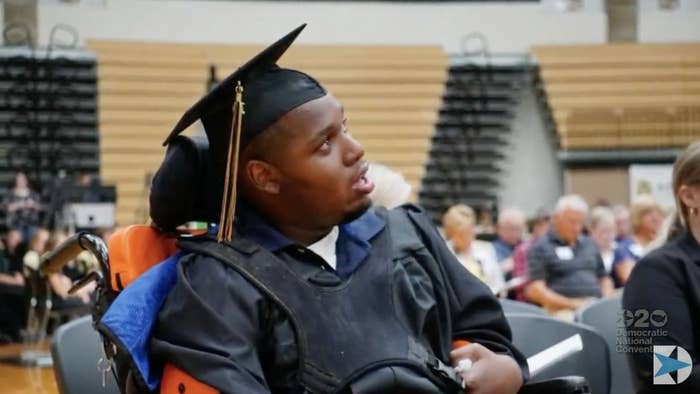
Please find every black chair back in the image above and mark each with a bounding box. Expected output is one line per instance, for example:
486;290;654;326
575;295;634;394
51;315;120;394
500;299;547;316
506;313;610;394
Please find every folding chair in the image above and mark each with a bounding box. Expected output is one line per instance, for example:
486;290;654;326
500;299;547;316
51;315;120;394
507;313;610;394
575;294;634;394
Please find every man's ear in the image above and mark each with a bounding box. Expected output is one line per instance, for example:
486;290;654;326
245;160;281;195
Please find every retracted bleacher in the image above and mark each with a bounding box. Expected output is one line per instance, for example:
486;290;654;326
532;43;700;157
0;47;100;229
419;53;544;223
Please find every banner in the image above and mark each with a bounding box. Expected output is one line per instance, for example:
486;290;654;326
628;164;674;209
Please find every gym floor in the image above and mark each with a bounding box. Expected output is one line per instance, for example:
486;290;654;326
0;343;58;394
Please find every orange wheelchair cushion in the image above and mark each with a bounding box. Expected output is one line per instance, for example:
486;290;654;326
107;225;179;291
161;364;218;394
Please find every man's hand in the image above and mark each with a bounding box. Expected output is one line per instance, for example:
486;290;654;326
500;257;514;275
451;343;523;394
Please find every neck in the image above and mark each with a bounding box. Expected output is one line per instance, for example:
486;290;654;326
274;221;334;246
453;243;471;254
634;231;655;246
277;225;333;246
688;216;700;245
241;197;336;246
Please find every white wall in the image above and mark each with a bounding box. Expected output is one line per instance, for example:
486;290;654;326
31;0;607;53
498;82;563;217
638;0;700;43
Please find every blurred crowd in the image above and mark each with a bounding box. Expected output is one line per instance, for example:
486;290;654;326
0;171;112;343
439;193;668;320
368;163;671;321
0;164;675;341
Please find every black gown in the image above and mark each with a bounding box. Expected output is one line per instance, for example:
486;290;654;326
623;230;700;393
150;205;528;393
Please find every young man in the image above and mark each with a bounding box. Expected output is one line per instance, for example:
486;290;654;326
108;25;526;394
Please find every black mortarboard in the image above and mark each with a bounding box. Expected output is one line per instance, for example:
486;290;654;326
163;23;327;164
151;24;327;238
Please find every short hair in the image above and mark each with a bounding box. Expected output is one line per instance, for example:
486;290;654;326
589;206;615;230
554;194;589;214
442;204;475;234
630;194;663;232
497;208;526;225
611;204;629;218
240;122;290;164
367;163;411;209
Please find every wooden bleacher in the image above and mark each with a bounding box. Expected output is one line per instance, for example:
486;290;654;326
531;43;700;151
87;40;447;225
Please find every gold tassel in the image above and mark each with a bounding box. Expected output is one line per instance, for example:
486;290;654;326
217;81;245;242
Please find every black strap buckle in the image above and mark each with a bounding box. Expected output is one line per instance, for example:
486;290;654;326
426;356;464;389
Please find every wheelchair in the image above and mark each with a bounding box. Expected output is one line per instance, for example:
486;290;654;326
42;229;593;394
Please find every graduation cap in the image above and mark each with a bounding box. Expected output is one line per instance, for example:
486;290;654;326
153;24;327;240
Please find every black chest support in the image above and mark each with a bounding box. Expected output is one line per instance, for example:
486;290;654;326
178;207;460;393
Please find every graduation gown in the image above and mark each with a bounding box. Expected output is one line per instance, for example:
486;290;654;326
148;205;527;393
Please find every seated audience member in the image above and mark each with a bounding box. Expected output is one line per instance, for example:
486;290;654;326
613;203;633;244
492;208;526;279
648;208;680;250
366;163;411;209
614;195;665;284
624;141;700;393
2;172;42;241
442;204;505;293
628;195;665;259
0;236;26;342
5;229;26;268
525;195;614;319
588;206;633;288
23;230;93;308
511;208;551;300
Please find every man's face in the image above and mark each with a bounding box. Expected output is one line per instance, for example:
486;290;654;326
554;209;586;245
615;211;631;238
498;219;524;246
591;220;615;250
532;219;550;238
261;94;374;226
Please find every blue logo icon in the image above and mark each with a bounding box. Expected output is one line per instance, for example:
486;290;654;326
653;346;692;385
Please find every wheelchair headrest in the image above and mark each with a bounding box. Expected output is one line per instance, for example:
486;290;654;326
149;135;223;231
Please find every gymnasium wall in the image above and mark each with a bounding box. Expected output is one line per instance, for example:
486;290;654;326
638;0;700;43
30;0;607;53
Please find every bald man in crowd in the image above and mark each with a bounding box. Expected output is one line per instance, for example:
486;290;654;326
492;208;526;280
